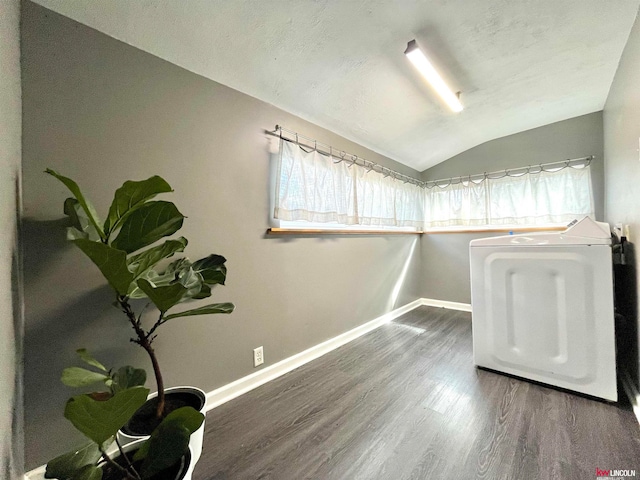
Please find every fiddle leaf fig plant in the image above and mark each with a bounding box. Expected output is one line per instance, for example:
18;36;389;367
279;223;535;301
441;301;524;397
46;169;235;419
46;350;203;480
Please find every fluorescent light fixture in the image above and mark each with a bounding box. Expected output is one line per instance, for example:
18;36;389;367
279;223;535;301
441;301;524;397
405;39;463;113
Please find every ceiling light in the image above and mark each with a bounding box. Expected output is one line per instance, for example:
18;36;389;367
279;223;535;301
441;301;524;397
404;39;463;113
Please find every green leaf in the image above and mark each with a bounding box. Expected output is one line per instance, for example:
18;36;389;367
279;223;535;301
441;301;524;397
136;279;187;313
192;254;228;285
76;349;107;372
72;240;133;295
191;283;211;300
144;261;186;288
163;302;235;321
128;256;197;300
132;439;150;462
64;198;100;242
127;284;149;300
164;406;205;433
61;367;109;388
140;424;190;478
127;237;188;279
45;442;102;480
136;407;204;478
140;258;206;302
71;464;103;480
174;267;205;300
45;169;105;241
104;176;173;235
64;387;150;445
112;366;146;393
110;201;184;254
127;266;173;299
64;198;86;232
67;228;89;241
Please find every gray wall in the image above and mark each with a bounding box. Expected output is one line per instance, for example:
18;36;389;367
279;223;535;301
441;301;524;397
21;2;423;469
603;10;640;389
419;112;605;304
0;0;23;478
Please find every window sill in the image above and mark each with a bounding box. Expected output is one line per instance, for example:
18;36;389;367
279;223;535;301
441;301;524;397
267;226;567;236
424;226;566;234
266;228;423;235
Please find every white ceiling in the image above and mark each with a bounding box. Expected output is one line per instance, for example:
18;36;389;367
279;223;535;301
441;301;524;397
32;0;640;172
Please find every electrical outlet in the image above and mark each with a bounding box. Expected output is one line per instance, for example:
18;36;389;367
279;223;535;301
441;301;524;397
253;346;264;367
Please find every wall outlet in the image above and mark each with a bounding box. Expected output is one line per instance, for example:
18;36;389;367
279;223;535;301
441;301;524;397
253;346;264;367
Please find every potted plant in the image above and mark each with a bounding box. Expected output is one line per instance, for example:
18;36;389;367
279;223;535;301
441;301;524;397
46;169;234;463
46;349;203;480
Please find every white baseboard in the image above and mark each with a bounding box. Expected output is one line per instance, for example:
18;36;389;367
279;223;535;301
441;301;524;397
621;371;640;425
24;297;456;480
421;298;472;312
204;298;424;412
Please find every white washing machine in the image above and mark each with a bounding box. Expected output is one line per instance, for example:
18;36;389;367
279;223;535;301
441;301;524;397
469;217;617;401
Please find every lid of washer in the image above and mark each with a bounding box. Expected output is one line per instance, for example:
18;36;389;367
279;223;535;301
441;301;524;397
469;217;612;247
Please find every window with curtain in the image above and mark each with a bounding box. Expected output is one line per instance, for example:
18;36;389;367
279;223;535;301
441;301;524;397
423;163;594;229
273;135;595;232
274;140;424;229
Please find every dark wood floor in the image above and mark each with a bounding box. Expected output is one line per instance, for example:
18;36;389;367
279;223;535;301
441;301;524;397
194;306;640;480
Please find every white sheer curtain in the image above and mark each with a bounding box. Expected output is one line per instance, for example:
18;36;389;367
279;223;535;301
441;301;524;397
275;141;356;224
275;140;424;227
275;138;595;230
423;164;594;228
424;180;487;227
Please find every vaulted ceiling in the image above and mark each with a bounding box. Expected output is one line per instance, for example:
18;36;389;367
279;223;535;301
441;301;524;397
31;0;640;171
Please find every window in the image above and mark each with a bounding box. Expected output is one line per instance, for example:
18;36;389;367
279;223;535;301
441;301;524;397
274;140;423;230
273;134;595;233
423;163;594;230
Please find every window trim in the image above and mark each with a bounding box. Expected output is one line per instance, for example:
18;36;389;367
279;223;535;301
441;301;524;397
423;225;567;234
266;225;567;235
266;227;424;235
267;219;421;235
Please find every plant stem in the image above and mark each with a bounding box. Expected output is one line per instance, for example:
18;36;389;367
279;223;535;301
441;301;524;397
115;438;141;480
145;339;165;419
146;313;164;341
99;448;137;480
119;297;166;419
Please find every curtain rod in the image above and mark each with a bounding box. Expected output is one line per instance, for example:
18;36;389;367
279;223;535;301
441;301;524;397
266;125;593;189
425;155;594;188
266;125;425;187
